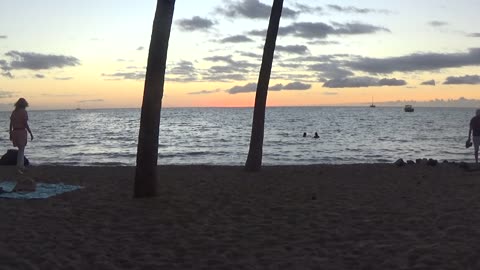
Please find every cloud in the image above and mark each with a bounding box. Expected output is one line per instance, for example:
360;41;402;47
238;51;262;58
0;90;14;98
378;78;406;86
289;54;349;63
201;54;261;81
136;46;144;51
1;72;14;78
188;89;221;95
177;16;214;31
309;63;354;79
220;35;254;43
77;99;104;103
227;82;257;94
276;45;309;55
1;60;14;78
168;60;196;74
204;55;236;64
323;77;377;88
347;48;480;74
202;74;246;82
428;21;448;27
443;75;480;85
217;0;298;19
102;72;145;80
307;40;340;45
203;55;258;76
227;81;311;94
294;3;323;14
468;33;480;37
322;91;338;95
167;60;198;82
248;29;267;37
54;77;73;80
248;22;390;39
421;79;436;86
0;35;7;39
327;5;390;14
331;22;391;35
2;51;80;71
34;74;45;79
281;81;312;90
323;77;407;88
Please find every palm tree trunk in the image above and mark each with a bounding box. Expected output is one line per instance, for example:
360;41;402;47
134;0;175;197
245;0;284;172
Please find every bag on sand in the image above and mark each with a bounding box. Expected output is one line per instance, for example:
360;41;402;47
466;139;473;148
0;149;30;166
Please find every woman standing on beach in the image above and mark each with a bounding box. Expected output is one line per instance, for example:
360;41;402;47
9;98;34;171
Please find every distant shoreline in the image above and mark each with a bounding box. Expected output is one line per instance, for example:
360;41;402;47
1;105;479;112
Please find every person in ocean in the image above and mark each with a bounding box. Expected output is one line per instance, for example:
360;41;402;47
303;132;307;137
468;108;480;164
314;132;319;139
9;98;34;171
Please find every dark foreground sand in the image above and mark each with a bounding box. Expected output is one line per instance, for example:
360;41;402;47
1;164;480;270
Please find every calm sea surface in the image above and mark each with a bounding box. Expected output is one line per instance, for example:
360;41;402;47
0;107;475;166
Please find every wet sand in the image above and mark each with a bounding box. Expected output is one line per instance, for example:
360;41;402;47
1;164;480;269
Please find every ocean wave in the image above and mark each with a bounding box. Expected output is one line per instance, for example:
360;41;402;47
0;107;474;165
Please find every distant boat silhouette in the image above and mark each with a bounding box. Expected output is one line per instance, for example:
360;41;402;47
404;105;414;112
75;108;82;110
369;97;376;108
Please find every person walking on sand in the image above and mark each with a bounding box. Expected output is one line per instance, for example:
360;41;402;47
9;98;34;171
468;109;480;164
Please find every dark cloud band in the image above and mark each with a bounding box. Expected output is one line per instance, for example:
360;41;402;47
444;75;480;85
347;48;480;74
323;77;406;88
177;16;214;31
2;51;80;71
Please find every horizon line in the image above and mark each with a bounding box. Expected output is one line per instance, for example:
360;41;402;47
2;104;480;112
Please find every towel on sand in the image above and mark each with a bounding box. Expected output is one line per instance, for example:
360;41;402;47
0;181;82;199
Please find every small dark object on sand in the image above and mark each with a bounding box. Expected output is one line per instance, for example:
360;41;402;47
394;159;406;167
426;159;438;166
0;149;30;166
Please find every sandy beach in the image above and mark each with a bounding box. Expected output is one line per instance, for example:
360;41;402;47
1;163;480;269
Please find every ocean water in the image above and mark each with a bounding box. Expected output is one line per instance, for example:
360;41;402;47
0;107;475;166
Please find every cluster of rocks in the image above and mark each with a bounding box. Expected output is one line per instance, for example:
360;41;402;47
393;158;443;167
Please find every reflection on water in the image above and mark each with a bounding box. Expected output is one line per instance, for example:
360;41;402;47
0;107;474;165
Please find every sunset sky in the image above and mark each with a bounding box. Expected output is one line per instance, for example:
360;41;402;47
1;0;479;110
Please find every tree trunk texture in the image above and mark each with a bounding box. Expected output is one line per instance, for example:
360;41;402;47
245;0;284;172
134;0;175;197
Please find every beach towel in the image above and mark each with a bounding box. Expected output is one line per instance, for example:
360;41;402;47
0;181;82;199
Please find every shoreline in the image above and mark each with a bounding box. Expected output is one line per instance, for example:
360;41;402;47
1;164;479;269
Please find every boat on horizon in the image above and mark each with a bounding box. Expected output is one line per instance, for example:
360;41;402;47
404;105;414;112
369;97;376;108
